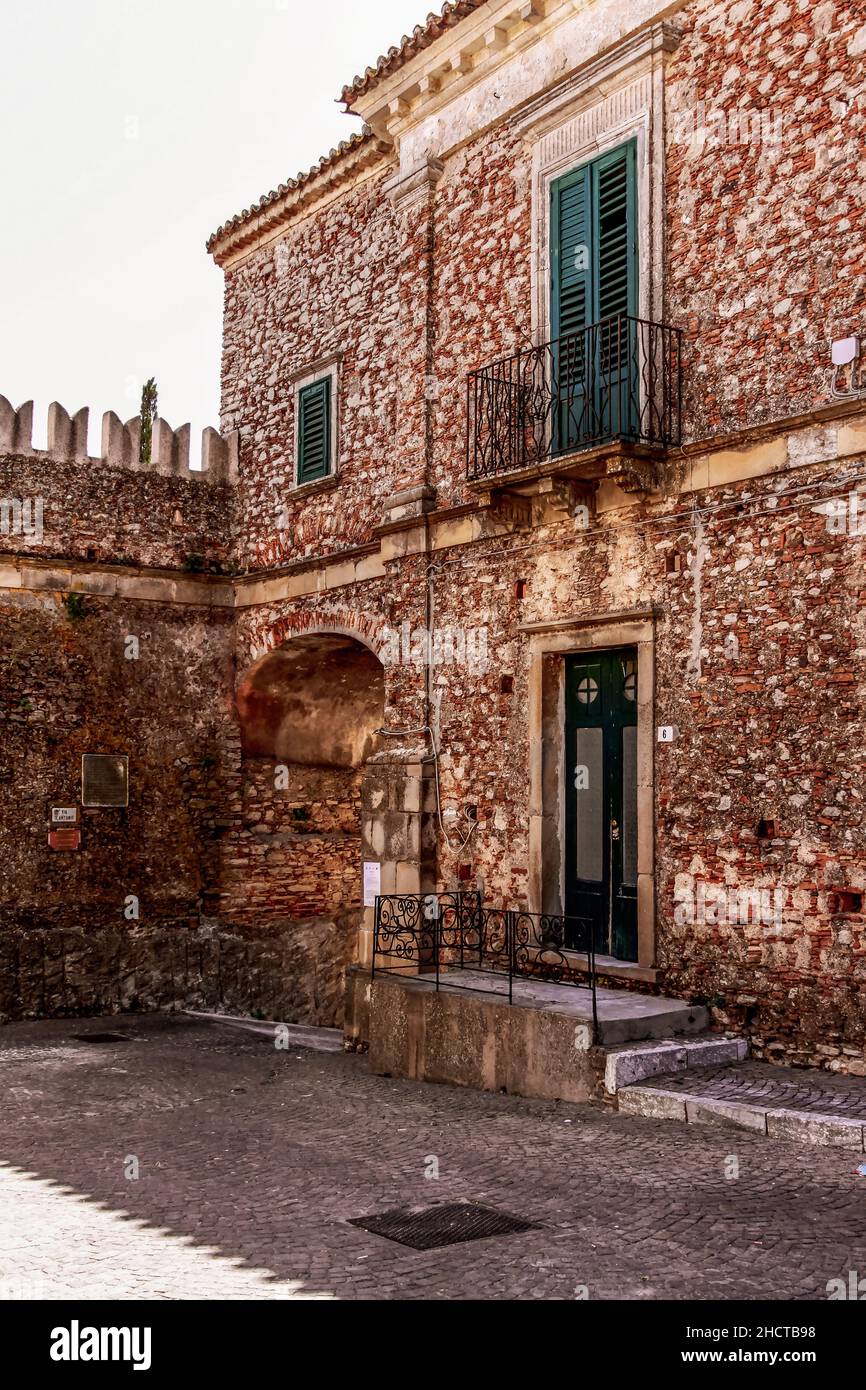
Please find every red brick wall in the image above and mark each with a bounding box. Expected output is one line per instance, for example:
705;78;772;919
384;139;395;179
219;761;363;924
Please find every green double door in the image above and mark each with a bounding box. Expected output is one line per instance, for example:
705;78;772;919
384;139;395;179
565;649;638;961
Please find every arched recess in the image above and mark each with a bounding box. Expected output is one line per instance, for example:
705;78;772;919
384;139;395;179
237;633;385;768
220;633;386;1026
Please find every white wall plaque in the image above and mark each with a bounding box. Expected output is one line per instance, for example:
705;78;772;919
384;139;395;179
51;807;78;824
657;726;679;743
363;861;381;908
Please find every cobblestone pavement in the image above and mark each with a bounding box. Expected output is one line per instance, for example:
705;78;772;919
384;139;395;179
1;1014;865;1301
634;1061;866;1120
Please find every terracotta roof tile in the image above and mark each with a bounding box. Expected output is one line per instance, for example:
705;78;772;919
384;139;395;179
340;1;488;108
208;3;486;257
206;129;377;255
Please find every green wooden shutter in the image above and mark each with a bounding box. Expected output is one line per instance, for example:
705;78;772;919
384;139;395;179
297;377;332;483
550;139;637;339
550;164;591;344
550;141;638;451
592;141;637;325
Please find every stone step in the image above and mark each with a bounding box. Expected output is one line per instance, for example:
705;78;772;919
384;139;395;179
604;1035;748;1095
594;993;710;1046
618;1060;866;1151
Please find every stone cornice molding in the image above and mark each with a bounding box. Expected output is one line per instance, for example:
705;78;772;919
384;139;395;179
513;19;682;139
347;0;578;140
347;0;688;151
383;157;445;212
208;136;393;269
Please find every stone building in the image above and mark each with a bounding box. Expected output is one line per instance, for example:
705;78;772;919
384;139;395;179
1;0;865;1084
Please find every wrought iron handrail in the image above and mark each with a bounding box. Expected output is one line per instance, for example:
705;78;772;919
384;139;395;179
467;312;682;482
372;892;598;1040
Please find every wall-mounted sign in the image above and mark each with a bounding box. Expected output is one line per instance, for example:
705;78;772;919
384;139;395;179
51;807;78;825
363;861;381;908
657;726;679;744
81;754;129;808
48;828;81;852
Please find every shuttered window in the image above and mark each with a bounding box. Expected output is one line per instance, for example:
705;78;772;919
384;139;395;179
296;376;332;484
550;139;637;343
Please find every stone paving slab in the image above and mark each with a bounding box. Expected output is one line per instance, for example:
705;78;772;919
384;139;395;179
632;1061;866;1121
604;1036;748;1093
621;1060;866;1150
1;1014;866;1300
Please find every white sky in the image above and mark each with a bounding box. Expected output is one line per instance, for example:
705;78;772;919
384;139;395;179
0;0;424;454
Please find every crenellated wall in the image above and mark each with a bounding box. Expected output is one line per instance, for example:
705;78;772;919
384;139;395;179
0;395;238;572
0;396;238;479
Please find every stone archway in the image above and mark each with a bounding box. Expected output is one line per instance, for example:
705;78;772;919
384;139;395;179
238;633;385;768
219;632;387;1026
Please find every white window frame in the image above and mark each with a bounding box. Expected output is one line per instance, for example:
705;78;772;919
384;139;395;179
290;353;341;491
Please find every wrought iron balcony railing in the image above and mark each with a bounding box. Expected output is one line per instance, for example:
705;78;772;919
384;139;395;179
466;313;682;482
372;891;597;1038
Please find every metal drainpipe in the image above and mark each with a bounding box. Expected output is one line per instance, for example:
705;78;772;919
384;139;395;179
425;559;440;738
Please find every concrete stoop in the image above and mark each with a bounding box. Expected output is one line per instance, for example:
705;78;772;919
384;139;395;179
348;966;723;1104
617;1061;866;1152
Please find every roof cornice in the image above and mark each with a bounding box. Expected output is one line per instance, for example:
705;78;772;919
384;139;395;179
207;130;393;268
341;0;489;108
341;0;591;140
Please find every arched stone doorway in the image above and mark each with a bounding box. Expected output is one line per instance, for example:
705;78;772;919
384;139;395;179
221;632;386;1026
237;633;385;769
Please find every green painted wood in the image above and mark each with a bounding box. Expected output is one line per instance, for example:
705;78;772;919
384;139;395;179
565;649;638;961
550;139;638;451
297;376;332;483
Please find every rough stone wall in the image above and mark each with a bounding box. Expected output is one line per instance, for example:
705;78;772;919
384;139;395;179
0;590;234;1015
666;0;866;437
4;0;866;1057
219;166;402;571
0;451;233;572
237;440;866;1069
656;465;866;1072
0;582;360;1028
219;0;866;548
218;761;363;923
431;121;533;510
0;915;359;1028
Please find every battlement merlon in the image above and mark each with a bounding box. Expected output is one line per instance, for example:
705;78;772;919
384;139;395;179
0;396;238;484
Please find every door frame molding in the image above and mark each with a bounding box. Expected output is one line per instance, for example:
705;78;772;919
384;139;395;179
525;610;656;968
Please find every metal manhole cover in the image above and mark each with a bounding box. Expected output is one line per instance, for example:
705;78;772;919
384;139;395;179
348;1202;537;1250
72;1032;131;1044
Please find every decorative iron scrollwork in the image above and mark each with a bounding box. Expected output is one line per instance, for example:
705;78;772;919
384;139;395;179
467;312;682;482
373;893;597;1039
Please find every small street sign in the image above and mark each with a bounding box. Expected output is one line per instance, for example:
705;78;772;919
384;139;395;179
51;807;78;824
48;828;81;851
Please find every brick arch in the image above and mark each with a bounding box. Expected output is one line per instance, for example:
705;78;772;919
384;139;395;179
240;607;390;671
